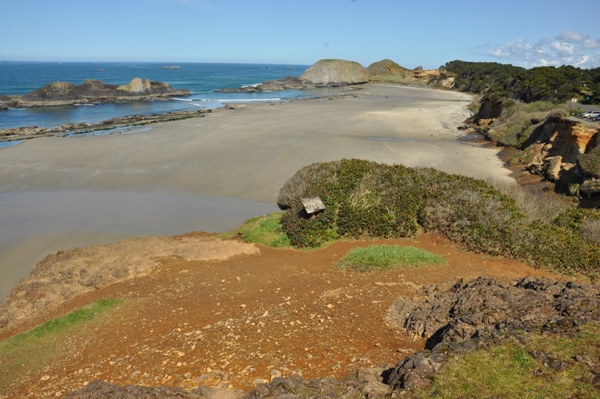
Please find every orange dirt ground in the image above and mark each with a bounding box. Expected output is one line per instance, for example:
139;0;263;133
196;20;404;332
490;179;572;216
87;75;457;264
0;232;568;398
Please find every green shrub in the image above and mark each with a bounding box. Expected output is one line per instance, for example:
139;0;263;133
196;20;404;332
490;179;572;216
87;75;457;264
278;159;600;277
578;146;600;179
336;245;446;272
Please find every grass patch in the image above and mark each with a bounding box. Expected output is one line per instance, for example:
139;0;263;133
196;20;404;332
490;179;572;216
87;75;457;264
336;245;446;272
413;322;600;398
1;298;122;350
238;212;291;248
0;298;122;390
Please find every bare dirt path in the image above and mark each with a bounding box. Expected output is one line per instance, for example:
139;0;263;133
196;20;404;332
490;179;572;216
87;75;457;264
0;233;564;398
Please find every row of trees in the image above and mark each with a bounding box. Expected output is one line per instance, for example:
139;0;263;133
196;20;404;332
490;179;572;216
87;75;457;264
442;60;600;104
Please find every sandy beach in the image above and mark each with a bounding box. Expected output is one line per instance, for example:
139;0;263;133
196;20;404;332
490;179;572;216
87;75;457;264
0;84;513;300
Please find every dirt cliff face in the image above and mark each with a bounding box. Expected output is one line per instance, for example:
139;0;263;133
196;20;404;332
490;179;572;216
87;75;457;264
300;59;369;86
526;118;599;164
517;117;600;195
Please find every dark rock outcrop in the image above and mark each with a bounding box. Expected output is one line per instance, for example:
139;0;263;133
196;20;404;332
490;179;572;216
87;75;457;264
0;109;214;141
474;98;503;120
386;276;600;390
300;59;369;86
217;76;312;93
65;369;393;399
0;78;190;109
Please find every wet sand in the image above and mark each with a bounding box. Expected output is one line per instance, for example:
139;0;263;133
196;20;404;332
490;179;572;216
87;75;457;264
0;84;513;300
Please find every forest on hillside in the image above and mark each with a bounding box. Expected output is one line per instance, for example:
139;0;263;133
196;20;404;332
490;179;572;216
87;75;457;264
442;60;600;104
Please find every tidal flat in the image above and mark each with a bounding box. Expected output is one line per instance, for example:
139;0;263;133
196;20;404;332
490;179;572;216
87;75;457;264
0;84;513;300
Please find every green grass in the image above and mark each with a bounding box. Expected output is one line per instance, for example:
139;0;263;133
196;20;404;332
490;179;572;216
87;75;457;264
0;298;122;391
238;212;291;248
413;322;600;399
336;245;446;272
1;298;122;350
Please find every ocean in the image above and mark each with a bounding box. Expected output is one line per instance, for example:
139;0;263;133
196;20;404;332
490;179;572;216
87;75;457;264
0;61;323;130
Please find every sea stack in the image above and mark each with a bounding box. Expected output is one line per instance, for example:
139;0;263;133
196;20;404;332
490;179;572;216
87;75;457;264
300;59;369;86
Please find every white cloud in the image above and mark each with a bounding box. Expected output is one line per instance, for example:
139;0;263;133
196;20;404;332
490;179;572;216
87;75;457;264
551;42;575;56
556;30;583;43
470;30;600;68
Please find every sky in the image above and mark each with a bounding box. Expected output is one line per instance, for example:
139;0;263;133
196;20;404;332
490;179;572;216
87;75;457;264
1;0;599;69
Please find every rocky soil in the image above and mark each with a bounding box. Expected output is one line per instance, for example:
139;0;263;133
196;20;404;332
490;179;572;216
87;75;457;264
0;231;568;398
54;274;600;398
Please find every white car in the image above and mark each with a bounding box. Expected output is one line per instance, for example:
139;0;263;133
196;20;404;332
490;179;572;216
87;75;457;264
581;110;600;120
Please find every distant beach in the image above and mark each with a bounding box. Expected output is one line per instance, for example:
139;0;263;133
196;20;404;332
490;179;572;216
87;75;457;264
0;84;514;300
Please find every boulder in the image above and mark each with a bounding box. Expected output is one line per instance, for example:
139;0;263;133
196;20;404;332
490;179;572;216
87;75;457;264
544;155;562;182
118;77;145;93
300;59;369;86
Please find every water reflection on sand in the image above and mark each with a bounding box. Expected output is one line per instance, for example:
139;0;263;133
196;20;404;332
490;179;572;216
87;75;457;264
0;191;277;300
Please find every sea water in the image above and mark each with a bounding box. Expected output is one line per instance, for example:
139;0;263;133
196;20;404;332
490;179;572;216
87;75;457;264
0;61;319;130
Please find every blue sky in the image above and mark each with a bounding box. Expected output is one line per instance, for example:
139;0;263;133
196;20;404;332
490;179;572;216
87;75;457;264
1;0;599;69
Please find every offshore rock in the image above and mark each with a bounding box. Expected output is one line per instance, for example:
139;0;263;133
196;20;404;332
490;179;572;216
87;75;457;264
0;109;209;140
0;78;190;109
217;76;313;93
300;59;369;86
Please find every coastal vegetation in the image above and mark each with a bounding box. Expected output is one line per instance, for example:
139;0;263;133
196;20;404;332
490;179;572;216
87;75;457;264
442;60;600;104
335;245;446;272
275;159;600;278
481;101;574;146
237;212;291;248
412;322;600;398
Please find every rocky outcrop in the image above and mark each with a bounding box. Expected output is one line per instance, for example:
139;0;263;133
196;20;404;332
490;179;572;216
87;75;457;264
300;59;369;86
413;66;441;79
65;369;393;399
0;108;213;141
217;76;313;93
0;78;190;109
474;98;503;120
0;235;258;331
517;116;600;196
386;276;600;389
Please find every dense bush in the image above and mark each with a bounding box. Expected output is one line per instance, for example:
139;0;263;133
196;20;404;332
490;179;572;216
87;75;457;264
578;146;600;179
443;60;600;104
278;159;600;277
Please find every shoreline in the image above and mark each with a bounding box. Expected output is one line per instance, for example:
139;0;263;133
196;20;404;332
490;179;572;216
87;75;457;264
0;84;513;302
